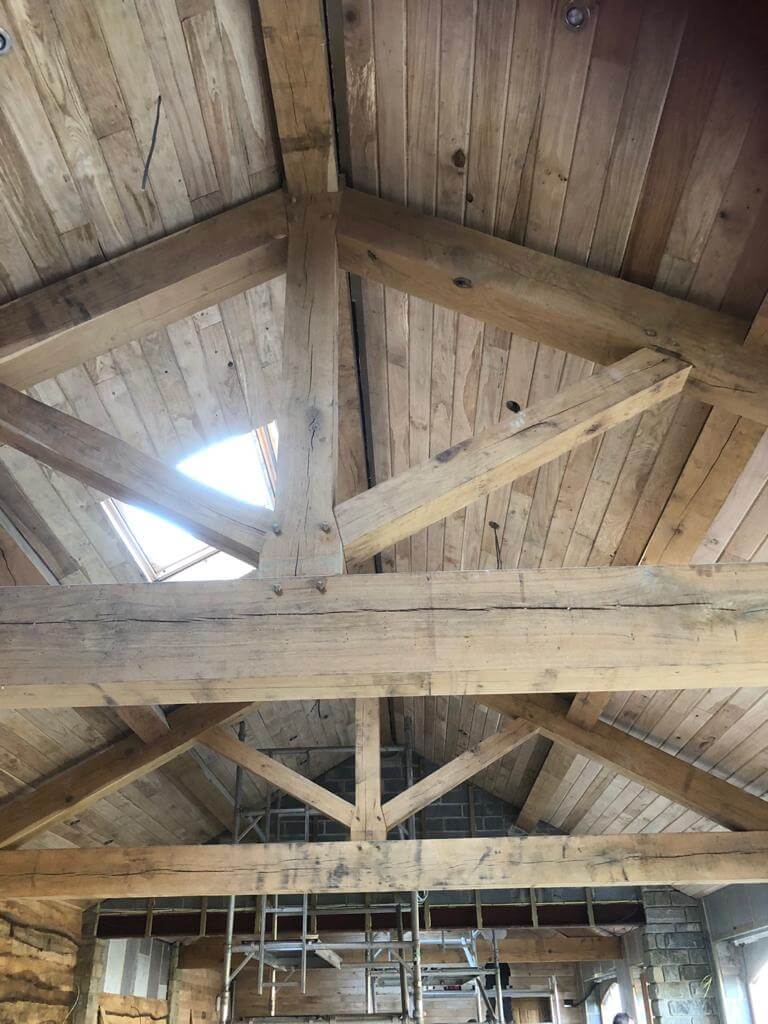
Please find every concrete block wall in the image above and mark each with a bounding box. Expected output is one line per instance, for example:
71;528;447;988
642;887;720;1024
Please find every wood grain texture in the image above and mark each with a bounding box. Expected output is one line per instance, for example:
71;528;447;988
0;381;272;566
201;726;354;828
336;350;690;563
383;718;535;830
483;693;768;834
0;703;251;849
338;189;767;424
0;191;287;389
350;698;385;840
1;564;767;707
258;0;337;194
1;832;767;899
258;194;344;577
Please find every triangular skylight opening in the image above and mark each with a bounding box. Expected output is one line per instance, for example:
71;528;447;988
103;426;277;582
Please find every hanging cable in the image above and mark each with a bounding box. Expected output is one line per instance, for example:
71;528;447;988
141;95;162;191
489;520;503;570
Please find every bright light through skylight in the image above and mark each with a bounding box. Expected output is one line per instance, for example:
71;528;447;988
103;429;276;583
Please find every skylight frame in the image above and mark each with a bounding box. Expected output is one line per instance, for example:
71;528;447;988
102;424;277;583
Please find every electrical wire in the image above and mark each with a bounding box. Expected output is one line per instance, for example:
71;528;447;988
141;95;162;191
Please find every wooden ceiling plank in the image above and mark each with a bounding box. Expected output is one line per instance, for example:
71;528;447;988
482;693;768;834
0;702;252;850
0;190;287;390
1;831;767;899
0;381;271;566
200;725;354;829
516;692;610;833
1;563;767;707
337;188;768;426
114;706;235;830
382;718;535;831
643;293;768;566
336;349;690;564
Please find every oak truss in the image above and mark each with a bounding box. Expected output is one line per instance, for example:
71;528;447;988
0;0;767;899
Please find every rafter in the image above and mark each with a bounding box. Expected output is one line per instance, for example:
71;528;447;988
115;706;235;830
481;693;768;833
382;719;535;831
0;191;287;390
515;693;607;833
337;188;768;426
0;381;272;567
1;564;765;707
1;832;766;899
645;292;768;565
336;349;689;564
0;703;252;850
258;0;337;195
201;725;355;829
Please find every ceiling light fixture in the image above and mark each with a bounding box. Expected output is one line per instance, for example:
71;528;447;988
563;4;589;30
0;27;13;54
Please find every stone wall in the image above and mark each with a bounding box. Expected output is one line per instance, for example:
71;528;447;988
642;887;720;1024
0;898;82;1024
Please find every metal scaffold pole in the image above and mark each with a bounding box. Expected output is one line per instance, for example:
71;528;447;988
404;717;425;1023
220;720;246;1024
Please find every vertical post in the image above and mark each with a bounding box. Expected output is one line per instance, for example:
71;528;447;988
269;794;283;1018
492;931;505;1024
404;715;424;1020
301;803;310;996
351;698;386;840
364;892;374;1014
258;192;343;579
257;789;273;998
397;904;411;1018
551;974;563;1024
468;784;484;929
410;890;425;1023
472;934;484;1023
220;721;246;1024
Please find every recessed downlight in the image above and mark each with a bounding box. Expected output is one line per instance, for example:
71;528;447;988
564;4;589;29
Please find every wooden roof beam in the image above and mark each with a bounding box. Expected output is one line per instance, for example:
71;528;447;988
115;706;236;830
336;349;690;564
200;725;355;829
0;381;271;567
337;188;768;426
0;190;287;390
481;693;768;834
1;832;766;899
1;563;766;707
258;0;338;195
